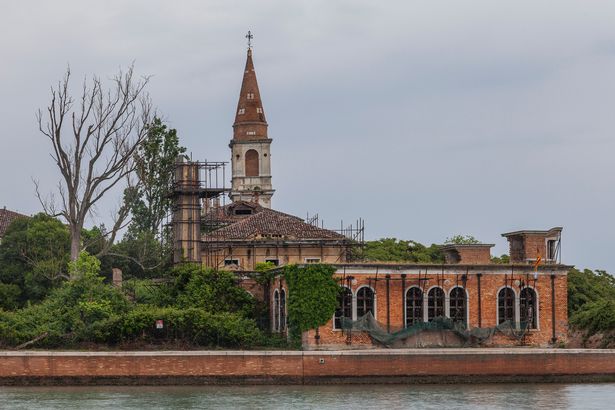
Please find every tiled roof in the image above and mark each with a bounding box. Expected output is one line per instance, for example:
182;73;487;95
203;203;346;242
0;208;28;238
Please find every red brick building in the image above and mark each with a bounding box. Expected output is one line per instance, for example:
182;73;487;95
270;228;570;348
173;43;571;349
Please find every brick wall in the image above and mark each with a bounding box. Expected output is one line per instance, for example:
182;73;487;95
1;350;614;384
301;266;568;349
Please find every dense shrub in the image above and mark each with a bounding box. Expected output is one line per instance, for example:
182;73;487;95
570;299;615;335
117;305;262;347
284;264;339;342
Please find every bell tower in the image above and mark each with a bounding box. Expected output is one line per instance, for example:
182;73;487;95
229;33;274;208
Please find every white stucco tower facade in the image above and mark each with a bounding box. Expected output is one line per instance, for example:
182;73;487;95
229;47;274;208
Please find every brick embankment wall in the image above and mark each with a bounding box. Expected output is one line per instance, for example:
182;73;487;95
1;349;615;385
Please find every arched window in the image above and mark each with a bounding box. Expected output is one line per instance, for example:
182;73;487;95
520;287;537;329
356;287;375;318
334;287;353;329
449;287;467;327
498;287;515;325
245;149;259;176
273;289;280;332
405;287;423;327
427;287;445;321
279;289;287;332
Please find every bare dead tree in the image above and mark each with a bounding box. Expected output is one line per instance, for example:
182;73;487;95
36;65;152;272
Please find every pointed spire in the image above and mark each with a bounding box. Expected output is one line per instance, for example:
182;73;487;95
233;46;268;141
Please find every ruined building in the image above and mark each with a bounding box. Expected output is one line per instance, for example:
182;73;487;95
172;43;570;348
172;46;356;271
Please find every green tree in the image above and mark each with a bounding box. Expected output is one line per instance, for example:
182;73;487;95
362;238;443;263
444;235;481;245
0;213;70;303
128;117;186;237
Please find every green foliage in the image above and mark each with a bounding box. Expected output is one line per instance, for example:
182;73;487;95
0;255;266;349
128;117;186;237
570;299;615;335
568;268;615;316
445;235;480;245
118;305;261;347
170;264;256;318
283;264;339;343
567;268;615;342
362;238;443;263
0;213;70;304
102;231;170;280
0;252;129;347
491;254;510;264
0;284;21;310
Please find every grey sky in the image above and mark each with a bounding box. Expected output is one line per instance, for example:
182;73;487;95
1;0;614;271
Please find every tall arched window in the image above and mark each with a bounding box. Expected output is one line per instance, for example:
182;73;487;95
280;289;287;332
520;287;537;329
245;149;259;176
405;287;423;327
498;287;516;325
356;287;375;318
334;287;353;329
427;287;445;321
273;289;280;332
449;287;467;326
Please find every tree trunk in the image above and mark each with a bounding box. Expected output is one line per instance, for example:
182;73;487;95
70;226;81;264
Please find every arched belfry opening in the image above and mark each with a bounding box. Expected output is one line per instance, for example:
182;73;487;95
245;149;259;176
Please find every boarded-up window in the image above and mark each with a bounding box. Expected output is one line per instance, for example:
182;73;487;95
245;149;259;176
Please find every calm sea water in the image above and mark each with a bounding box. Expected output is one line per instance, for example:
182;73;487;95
1;384;615;409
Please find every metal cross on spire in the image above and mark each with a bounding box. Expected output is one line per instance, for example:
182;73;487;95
245;30;253;49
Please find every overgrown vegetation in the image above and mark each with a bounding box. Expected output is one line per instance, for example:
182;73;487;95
0;253;279;349
361;238;443;263
568;268;615;345
283;264;339;344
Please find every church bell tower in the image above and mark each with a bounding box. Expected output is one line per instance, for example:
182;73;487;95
229;34;274;208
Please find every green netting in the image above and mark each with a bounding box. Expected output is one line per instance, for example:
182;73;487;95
340;313;529;347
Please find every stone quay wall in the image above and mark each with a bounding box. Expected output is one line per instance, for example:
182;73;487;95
1;349;615;385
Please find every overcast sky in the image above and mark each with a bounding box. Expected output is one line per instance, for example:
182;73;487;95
1;1;615;272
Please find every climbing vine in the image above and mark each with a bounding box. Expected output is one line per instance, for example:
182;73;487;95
283;264;339;342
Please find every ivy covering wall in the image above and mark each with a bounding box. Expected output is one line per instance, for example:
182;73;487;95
283;264;339;343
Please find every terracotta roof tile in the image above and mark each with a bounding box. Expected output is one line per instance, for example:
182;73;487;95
203;203;345;241
0;208;28;238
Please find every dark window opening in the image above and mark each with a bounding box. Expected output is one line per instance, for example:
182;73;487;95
547;239;557;260
224;258;239;266
520;287;537;329
234;209;253;215
280;289;287;332
405;287;423;327
356;287;375;318
449;287;467;327
427;287;445;321
245;149;259;177
273;290;280;332
265;258;279;266
498;287;516;325
334;287;353;329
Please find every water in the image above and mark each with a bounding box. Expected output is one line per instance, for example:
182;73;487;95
1;384;614;409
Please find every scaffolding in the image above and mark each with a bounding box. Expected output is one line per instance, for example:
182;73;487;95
170;157;230;264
